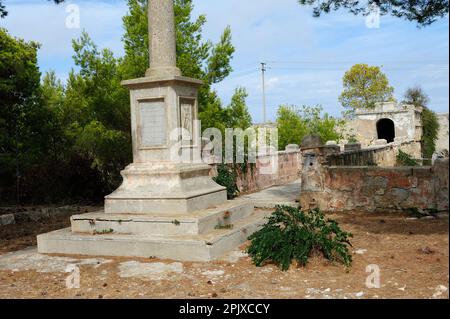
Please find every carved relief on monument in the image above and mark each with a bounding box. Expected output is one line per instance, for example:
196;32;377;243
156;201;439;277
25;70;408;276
138;98;167;148
179;97;195;146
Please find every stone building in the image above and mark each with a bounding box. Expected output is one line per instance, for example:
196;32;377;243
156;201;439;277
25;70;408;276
343;102;423;157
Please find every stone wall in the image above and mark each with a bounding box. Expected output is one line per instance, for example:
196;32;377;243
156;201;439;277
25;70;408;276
209;149;301;194
0;206;97;227
434;159;449;212
300;160;448;213
436;113;449;152
326;140;422;167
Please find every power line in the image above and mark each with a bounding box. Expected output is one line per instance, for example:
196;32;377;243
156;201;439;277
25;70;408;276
266;59;449;65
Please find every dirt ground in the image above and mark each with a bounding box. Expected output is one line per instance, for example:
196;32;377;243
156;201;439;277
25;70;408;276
0;210;448;299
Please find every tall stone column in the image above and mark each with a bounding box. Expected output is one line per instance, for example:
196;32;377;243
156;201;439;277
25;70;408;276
146;0;181;77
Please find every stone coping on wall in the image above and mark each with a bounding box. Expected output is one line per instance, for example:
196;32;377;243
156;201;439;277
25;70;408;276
354;102;419;115
336;139;416;153
325;166;434;180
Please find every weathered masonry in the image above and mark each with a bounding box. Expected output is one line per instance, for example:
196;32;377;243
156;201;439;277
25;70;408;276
343;102;423;149
300;145;449;213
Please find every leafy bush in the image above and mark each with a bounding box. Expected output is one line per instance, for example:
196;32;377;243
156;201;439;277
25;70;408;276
397;150;420;166
247;206;353;271
421;107;440;160
347;135;358;143
213;164;239;199
403;87;440;160
276;105;343;150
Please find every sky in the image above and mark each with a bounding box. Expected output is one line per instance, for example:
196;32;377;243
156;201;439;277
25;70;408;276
1;0;449;123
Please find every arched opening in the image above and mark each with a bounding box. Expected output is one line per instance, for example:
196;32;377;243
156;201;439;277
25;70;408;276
376;118;395;143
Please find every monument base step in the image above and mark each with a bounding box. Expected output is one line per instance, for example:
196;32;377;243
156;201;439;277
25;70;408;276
71;200;253;236
37;209;270;262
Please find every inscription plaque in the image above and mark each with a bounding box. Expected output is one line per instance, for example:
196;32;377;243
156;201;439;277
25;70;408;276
139;100;166;147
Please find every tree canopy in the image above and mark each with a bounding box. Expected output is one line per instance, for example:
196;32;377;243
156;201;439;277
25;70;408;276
276;105;343;150
298;0;449;27
339;64;394;113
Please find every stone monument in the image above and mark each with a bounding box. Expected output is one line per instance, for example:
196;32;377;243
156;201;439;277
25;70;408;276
37;0;267;261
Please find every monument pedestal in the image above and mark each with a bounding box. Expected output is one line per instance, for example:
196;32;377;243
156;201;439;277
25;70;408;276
105;163;227;214
37;75;267;261
37;200;269;261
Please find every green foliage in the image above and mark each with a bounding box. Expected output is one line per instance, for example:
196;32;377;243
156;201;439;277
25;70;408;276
224;87;252;129
0;28;59;201
172;220;181;226
247;206;353;271
213;164;239;199
276;106;308;151
121;0;237;120
403;87;440;160
339;64;394;112
397;150;420;166
94;228;114;235
73;120;131;190
276;105;343;150
403;86;430;108
297;0;449;27
406;207;439;219
421;108;440;160
63;31;132;192
215;224;234;230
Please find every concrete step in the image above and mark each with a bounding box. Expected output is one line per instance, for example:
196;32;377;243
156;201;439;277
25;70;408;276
70;200;253;236
37;209;271;262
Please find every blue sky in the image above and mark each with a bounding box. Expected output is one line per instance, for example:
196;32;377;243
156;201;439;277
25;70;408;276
1;0;448;123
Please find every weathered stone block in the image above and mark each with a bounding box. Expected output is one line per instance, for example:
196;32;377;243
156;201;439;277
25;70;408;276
285;144;300;153
374;139;388;145
344;143;362;152
301;135;323;149
362;176;388;196
0;214;15;226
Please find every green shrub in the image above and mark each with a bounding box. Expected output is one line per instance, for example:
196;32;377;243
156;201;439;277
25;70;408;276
421;107;440;160
213;164;239;199
247;206;353;271
347;135;359;143
397;150;420;166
